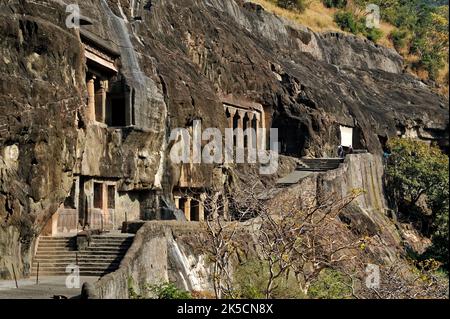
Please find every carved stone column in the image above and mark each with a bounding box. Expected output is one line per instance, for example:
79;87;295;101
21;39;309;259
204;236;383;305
174;196;180;210
248;112;257;149
86;75;96;122
184;198;191;221
99;80;108;123
255;113;263;150
237;110;246;148
199;193;207;222
228;107;236;129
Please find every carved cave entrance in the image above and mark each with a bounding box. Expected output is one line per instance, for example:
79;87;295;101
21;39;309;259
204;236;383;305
43;177;118;236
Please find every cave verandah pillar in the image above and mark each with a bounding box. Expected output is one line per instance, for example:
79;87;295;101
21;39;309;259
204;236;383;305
237;110;246;149
184;198;191;221
174;196;180;210
87;75;96;122
199;193;206;222
95;80;108;124
228;107;236;129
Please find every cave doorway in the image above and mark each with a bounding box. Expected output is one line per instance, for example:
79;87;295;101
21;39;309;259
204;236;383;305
274;118;307;157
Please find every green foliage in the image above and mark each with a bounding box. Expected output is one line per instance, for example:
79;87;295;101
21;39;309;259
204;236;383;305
386;138;449;271
364;27;384;43
276;0;309;12
339;0;449;80
233;259;306;299
128;279;192;299
308;268;353;299
334;11;363;34
390;29;410;51
128;277;143;299
334;11;383;43
322;0;347;8
148;282;192;299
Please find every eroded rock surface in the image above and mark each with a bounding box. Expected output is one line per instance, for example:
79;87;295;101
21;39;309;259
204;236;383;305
0;0;448;279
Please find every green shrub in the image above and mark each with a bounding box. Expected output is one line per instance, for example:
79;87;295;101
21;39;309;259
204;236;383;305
276;0;309;12
334;11;364;34
386;138;449;271
390;29;410;50
308;268;353;299
364;27;384;43
128;279;192;299
323;0;347;9
149;282;192;299
233;259;306;299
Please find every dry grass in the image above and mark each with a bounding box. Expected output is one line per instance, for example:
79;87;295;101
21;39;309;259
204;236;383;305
378;22;395;49
252;0;394;43
250;0;341;32
250;0;449;95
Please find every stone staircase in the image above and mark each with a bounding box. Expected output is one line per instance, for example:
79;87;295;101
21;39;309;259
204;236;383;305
32;235;134;277
277;158;344;186
297;158;344;172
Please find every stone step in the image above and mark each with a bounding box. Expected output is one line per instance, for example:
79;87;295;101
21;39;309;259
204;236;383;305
39;237;76;241
31;264;120;271
88;240;133;245
35;254;77;258
36;249;126;255
36;247;128;254
36;247;77;252
297;167;336;172
31;268;118;275
34;257;121;264
31;270;114;276
32;234;134;277
38;245;76;251
90;236;133;239
32;261;120;268
84;246;129;251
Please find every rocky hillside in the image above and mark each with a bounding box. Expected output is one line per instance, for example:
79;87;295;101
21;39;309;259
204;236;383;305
0;0;448;280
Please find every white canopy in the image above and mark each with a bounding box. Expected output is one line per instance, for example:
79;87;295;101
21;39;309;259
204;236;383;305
340;126;353;147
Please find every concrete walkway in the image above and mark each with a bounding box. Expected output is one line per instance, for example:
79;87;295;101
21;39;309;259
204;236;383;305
0;276;99;299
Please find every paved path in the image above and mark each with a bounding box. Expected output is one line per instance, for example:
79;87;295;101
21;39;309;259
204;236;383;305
0;276;99;299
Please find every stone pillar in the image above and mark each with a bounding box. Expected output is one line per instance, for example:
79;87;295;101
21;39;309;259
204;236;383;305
99;80;107;123
174;196;180;210
86;75;96;122
199;193;207;222
247;112;256;149
228;107;236;129
102;183;108;231
237;110;246;148
261;107;269;149
184;198;191;221
255;113;264;150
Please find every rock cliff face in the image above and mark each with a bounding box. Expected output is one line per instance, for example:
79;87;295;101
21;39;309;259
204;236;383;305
0;0;448;279
93;154;403;298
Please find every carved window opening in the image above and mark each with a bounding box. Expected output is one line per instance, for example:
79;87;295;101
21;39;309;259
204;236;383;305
223;101;266;150
93;182;103;209
106;79;128;127
190;200;201;221
82;30;131;128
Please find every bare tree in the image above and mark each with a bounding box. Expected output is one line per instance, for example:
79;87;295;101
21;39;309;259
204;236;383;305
358;260;449;299
201;182;260;299
255;189;366;297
